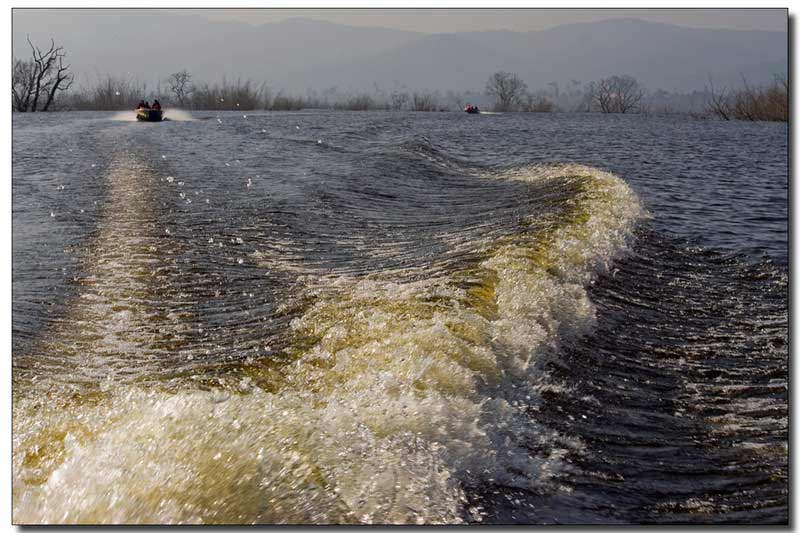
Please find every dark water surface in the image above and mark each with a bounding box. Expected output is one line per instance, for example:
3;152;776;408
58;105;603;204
12;111;787;524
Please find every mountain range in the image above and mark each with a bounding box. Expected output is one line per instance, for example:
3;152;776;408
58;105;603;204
13;10;787;94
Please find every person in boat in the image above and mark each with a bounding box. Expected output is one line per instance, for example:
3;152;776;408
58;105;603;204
136;100;145;110
152;100;161;110
143;101;151;109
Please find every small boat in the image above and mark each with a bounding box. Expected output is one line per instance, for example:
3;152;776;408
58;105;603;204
136;108;164;122
464;104;480;114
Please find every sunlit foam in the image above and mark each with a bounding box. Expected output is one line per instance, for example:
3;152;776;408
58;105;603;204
162;109;195;122
110;111;137;122
13;164;644;524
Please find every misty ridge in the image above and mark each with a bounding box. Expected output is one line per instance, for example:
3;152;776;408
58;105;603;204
12;10;788;118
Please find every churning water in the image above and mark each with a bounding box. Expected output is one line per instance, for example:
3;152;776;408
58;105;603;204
12;111;787;524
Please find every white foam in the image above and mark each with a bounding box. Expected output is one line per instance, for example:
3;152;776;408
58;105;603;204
14;164;644;524
110;111;137;122
163;109;195;122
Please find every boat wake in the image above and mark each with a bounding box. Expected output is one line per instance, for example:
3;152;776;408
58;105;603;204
110;111;137;122
13;157;643;524
12;127;786;524
162;109;195;122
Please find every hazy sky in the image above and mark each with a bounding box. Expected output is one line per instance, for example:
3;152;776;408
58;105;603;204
12;7;787;93
174;8;787;33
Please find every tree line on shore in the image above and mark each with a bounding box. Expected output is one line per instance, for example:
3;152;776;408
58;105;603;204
12;37;788;121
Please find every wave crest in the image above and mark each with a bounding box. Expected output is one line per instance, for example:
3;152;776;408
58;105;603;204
14;164;644;524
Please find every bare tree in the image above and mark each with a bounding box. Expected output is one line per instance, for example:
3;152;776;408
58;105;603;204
40;58;73;111
582;81;596;112
390;91;409;111
486;71;528;112
12;36;73;112
167;70;194;108
547;81;560;101
593;75;645;113
522;92;555;112
334;93;377;111
706;74;787;122
191;77;265;110
706;75;731;120
260;82;273;110
412;92;437;112
86;73;147;110
12;59;37;112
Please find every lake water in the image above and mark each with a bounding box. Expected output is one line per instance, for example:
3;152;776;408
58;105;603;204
12;110;788;524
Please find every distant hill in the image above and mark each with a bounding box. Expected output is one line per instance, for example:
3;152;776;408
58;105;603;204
13;10;787;93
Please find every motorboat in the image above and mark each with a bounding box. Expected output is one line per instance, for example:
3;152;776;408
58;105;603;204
136;108;163;122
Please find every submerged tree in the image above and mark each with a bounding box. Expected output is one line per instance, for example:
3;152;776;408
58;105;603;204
705;74;787;122
593;75;645;113
167;70;194;108
412;92;437;112
85;73;147;110
12;36;73;112
486;71;528;112
12;59;37;112
390;91;410;111
522;93;555;112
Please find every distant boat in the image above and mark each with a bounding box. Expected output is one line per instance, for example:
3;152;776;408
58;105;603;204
464;104;480;114
136;108;164;122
